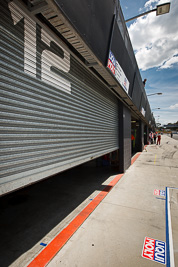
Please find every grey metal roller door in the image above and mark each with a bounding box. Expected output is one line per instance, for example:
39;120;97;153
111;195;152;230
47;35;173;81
0;1;119;195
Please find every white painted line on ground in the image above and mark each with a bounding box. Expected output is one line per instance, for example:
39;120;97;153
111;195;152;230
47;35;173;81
166;187;175;267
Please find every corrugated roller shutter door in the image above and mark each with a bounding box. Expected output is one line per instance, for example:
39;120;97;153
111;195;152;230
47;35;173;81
0;2;119;194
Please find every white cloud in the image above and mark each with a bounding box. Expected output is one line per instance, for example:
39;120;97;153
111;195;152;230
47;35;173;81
128;0;178;70
154;110;178;125
169;103;178;109
160;55;178;69
145;0;159;9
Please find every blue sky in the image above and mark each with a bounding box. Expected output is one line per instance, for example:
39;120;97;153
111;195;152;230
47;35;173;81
120;0;178;126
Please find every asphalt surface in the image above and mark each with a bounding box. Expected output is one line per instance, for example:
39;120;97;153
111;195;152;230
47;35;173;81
0;135;178;267
172;134;178;141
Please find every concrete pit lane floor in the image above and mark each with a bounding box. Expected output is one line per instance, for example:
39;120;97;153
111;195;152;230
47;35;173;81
0;135;178;267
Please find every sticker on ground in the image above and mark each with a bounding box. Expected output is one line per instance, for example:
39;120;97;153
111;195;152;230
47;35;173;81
142;237;166;265
154;189;165;196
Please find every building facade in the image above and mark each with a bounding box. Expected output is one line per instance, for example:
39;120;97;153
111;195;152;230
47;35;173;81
0;0;154;195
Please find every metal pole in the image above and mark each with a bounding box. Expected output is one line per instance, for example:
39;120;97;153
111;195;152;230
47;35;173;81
147;93;162;96
125;8;157;23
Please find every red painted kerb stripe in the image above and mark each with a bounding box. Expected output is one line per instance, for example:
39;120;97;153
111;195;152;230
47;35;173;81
131;152;141;165
27;152;141;267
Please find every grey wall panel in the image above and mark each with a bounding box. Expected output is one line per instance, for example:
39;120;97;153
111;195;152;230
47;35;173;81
0;2;119;194
54;0;115;65
118;101;131;173
131;76;142;110
110;22;135;93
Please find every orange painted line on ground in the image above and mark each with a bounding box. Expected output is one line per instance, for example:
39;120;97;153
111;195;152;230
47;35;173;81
131;152;141;165
27;153;141;267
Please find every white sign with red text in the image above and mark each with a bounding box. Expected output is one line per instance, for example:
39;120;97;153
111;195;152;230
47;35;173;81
154;189;165;196
142;237;166;265
107;50;129;94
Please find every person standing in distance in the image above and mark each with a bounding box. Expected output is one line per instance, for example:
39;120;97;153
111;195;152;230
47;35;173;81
157;133;161;145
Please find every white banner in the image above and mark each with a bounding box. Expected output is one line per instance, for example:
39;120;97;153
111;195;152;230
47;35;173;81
107;50;130;94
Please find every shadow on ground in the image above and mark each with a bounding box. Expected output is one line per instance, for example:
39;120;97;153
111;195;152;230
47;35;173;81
0;164;119;267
